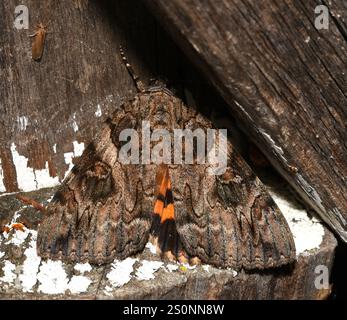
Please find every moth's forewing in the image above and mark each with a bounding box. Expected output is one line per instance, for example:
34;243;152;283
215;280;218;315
37;102;153;265
171;110;296;270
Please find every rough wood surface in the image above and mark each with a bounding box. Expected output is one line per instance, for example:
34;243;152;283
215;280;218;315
0;175;337;299
0;0;196;192
143;0;347;242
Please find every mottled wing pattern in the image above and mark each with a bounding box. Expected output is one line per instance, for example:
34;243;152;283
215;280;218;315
37;99;153;264
171;107;296;270
37;88;296;270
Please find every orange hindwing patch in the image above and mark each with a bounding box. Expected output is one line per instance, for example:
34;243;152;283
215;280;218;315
154;164;174;223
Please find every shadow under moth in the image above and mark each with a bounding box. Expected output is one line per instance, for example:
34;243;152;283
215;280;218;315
36;49;296;270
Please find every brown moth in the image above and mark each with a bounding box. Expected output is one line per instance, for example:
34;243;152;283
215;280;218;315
37;49;296;270
29;23;48;61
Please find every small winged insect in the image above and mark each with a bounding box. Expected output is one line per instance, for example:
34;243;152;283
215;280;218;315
35;47;296;270
29;22;48;61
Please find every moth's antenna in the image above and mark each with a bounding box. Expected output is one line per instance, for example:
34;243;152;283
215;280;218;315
119;46;145;93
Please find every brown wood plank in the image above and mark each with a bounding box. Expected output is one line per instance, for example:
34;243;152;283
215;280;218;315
0;0;189;192
143;0;347;241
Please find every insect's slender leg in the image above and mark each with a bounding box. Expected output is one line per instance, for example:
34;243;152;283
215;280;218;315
119;46;146;92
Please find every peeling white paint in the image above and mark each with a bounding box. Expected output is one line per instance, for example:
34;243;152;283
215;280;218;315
95;104;102;117
4;209;31;245
63;141;85;179
1;223;93;295
19;231;41;292
73;141;85;157
0;261;16;284
135;260;163;281
106;258;138;287
3;140;84;193
202;265;210;272
74;263;92;274
270;191;324;255
10;143;36;191
0;252;4;259
52;144;57;154
67;276;92;294
11;143;59;192
72;113;79;132
34;165;60;190
17;116;29;131
0;159;6;192
11;209;22;224
5;227;30;246
64;152;74;175
145;242;157;255
166;264;179;272
37;260;69;294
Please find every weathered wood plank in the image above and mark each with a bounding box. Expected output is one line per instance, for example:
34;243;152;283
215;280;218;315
0;0;171;193
143;0;347;242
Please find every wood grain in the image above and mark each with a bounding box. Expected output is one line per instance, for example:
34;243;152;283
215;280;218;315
0;0;193;191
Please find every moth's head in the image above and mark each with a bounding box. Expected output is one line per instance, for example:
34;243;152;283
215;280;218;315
149;78;168;88
148;90;179;129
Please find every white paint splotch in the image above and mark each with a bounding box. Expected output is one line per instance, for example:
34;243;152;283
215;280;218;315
37;260;70;294
72;113;79;132
95;104;102;117
135;260;163;281
5;226;30;246
3;208;30;246
0;261;16;284
74;263;92;274
0;159;5;192
7;141;85;193
63;141;85;179
106;258;138;288
19;231;41;292
73;141;85;157
36;258;92;295
67;276;92;294
270;191;324;255
166;264;179;272
145;242;157;255
10;143;59;192
0;223;93;295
